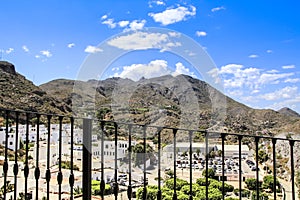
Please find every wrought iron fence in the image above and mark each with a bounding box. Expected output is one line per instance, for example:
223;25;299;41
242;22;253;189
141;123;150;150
0;108;299;200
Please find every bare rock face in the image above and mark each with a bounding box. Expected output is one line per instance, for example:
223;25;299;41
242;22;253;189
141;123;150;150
0;61;16;75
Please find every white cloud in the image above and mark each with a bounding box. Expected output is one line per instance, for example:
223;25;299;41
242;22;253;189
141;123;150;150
168;32;181;37
102;18;117;28
155;1;165;5
266;49;273;53
228;90;244;97
128;20;146;31
22;45;29;52
211;6;225;12
282;64;295;69
215;64;295;90
266;95;300;111
219;64;243;74
267;69;279;73
251;89;260;94
5;48;14;54
107;31;181;51
149;0;165;7
149;5;196;25
258;72;294;85
112;67;120;71
118;20;130;27
248;54;258;58
40;50;52;58
84;45;103;53
114;60;171;81
196;31;207;37
284;78;300;83
101;15;108;20
67;43;75;48
260;86;298;101
172;62;195;77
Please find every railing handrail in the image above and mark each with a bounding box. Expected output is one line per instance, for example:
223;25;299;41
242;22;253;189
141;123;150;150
0;107;298;200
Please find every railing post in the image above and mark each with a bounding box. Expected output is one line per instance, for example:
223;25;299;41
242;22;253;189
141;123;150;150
82;118;92;200
272;138;277;200
289;140;295;200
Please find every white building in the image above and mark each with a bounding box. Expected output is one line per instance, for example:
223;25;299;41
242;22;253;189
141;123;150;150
0;126;20;150
92;140;137;160
215;144;251;158
163;142;217;159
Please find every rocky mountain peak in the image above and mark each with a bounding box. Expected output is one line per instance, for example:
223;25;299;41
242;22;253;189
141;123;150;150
278;107;300;118
0;61;16;75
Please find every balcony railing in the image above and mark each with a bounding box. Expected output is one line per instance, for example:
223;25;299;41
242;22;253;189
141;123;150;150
0;108;299;200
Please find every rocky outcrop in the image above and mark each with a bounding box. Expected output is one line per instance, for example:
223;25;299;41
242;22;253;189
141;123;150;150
0;61;16;75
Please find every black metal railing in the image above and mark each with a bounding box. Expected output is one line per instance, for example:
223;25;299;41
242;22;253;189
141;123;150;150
0;108;299;200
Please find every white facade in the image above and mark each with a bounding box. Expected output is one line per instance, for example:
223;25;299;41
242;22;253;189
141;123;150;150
215;144;251;158
163;142;217;159
92;140;137;160
0;127;20;150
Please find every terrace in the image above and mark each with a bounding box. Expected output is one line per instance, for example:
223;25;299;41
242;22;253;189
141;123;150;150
0;108;299;200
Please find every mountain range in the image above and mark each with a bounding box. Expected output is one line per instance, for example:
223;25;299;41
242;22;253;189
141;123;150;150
1;61;299;137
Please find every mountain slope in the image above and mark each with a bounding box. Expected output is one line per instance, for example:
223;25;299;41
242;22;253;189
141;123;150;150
278;107;300;118
40;74;300;136
0;61;71;115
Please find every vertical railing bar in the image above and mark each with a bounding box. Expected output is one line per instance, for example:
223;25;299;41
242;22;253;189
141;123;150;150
13;112;20;200
157;128;162;200
221;133;226;200
3;110;9;200
69;117;74;200
114;122;118;200
272;138;277;200
127;124;133;200
290;140;295;200
143;126;147;200
46;115;52;200
24;113;30;200
100;121;105;199
255;136;260;200
238;135;242;200
82;118;92;200
189;130;193;200
205;131;209;200
57;116;64;200
173;128;178;200
35;114;41;200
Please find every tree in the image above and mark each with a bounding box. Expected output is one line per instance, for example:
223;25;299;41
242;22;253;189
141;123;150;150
0;181;14;199
262;175;279;192
136;185;157;200
196;177;210;186
164;178;188;191
202;168;215;178
245;178;258;190
258;149;268;163
165;170;174;178
180;183;202;196
251;191;269;200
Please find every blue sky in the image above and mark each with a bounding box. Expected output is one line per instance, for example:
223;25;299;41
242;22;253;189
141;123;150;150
0;0;300;113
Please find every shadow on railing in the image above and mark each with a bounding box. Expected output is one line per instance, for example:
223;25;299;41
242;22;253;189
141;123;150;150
0;108;298;200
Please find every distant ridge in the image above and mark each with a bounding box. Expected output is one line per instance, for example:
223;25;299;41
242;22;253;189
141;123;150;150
278;107;300;118
41;74;300;136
